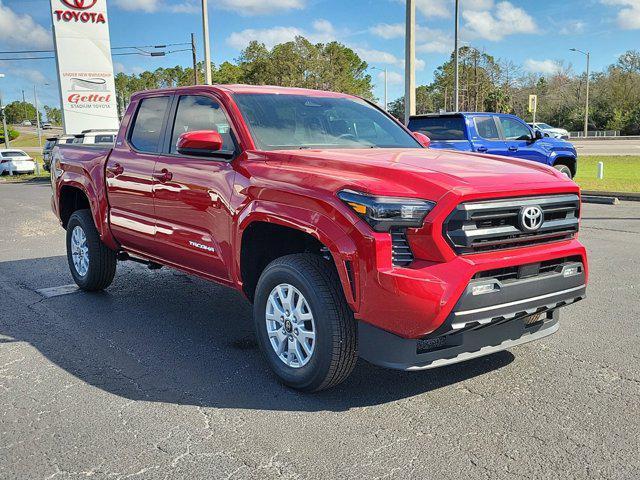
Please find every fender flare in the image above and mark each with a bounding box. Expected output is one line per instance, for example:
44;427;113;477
235;200;361;311
58;175;119;250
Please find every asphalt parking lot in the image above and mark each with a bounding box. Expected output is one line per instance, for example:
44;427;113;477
1;181;639;479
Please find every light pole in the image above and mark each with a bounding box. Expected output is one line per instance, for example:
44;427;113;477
0;73;9;149
371;66;388;111
570;48;590;137
201;0;213;85
404;0;416;124
454;0;460;112
34;83;49;148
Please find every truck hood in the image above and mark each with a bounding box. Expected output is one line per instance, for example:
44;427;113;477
268;148;577;201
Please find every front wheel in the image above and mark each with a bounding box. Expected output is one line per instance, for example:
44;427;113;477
253;254;358;392
66;209;117;291
554;163;573;178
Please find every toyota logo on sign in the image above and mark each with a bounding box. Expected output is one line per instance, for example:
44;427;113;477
520;206;544;232
61;0;97;9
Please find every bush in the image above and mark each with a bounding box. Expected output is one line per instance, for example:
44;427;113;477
0;128;19;143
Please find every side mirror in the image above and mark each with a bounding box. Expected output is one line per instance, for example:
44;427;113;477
534;130;544;141
177;130;223;157
413;132;431;148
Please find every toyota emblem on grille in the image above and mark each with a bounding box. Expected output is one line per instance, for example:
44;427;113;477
520;206;544;232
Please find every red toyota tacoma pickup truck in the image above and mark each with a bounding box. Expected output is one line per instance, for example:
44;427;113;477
51;85;588;391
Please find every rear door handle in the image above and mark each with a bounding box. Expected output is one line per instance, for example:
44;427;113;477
107;163;124;176
153;168;173;182
476;146;488;153
508;146;518;152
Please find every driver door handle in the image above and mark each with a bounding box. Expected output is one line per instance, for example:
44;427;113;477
106;163;124;176
476;146;488;153
153;168;173;183
508;146;518;152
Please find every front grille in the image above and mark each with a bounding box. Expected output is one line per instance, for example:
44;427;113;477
391;228;414;266
444;195;580;254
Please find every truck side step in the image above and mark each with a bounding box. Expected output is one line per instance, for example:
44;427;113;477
117;252;163;270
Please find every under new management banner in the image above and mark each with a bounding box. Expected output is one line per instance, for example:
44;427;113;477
50;0;119;134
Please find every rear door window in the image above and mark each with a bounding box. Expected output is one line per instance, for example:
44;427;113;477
474;117;501;140
408;117;467;140
129;96;170;153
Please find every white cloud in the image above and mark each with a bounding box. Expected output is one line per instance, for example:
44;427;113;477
227;20;336;50
559;20;587;35
379;71;404;85
113;0;305;15
214;0;305;15
601;0;640;29
463;1;538;41
0;1;51;48
356;48;402;65
524;59;562;75
112;0;162;12
370;23;405;39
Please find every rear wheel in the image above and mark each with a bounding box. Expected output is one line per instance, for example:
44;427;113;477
66;209;117;291
253;254;357;392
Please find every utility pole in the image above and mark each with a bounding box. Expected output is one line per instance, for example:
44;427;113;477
571;48;590;137
404;0;416;125
0;73;9;149
383;67;388;112
454;0;460;112
191;33;199;85
201;0;213;85
34;85;42;147
22;89;27;122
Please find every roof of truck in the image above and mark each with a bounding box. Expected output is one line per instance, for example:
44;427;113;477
133;84;357;99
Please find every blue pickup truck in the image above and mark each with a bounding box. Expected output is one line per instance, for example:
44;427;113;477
408;113;577;178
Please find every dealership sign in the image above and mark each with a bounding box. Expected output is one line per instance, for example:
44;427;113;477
50;0;119;134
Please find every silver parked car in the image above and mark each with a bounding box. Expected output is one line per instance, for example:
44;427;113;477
528;122;570;140
0;150;36;175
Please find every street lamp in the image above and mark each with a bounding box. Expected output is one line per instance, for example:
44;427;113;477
570;48;590;138
454;0;460;112
370;66;388;111
201;0;213;85
404;0;416;124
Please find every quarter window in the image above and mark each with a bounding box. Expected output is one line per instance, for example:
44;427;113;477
170;95;236;155
474;117;500;140
129;96;170;153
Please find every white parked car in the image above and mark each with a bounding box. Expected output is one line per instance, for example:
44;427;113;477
528;122;570;140
0;149;36;175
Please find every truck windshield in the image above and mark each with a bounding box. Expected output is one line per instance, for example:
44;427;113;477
408;117;467;141
233;93;421;151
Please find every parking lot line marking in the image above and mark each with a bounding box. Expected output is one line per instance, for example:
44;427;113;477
36;284;79;299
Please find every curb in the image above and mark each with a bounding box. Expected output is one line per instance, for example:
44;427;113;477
582;195;619;205
582;191;640;202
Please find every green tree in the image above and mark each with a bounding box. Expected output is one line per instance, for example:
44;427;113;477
44;106;62;125
4;101;37;124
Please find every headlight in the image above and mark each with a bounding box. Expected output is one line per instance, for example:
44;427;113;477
338;190;435;232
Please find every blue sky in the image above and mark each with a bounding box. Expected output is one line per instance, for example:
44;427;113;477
0;0;638;109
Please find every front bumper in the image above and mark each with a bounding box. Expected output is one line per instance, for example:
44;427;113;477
358;258;586;370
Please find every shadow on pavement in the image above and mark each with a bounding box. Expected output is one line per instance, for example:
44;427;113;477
0;256;514;412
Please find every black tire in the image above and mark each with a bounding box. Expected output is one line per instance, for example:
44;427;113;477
554;163;573;178
253;254;358;392
66;209;117;291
